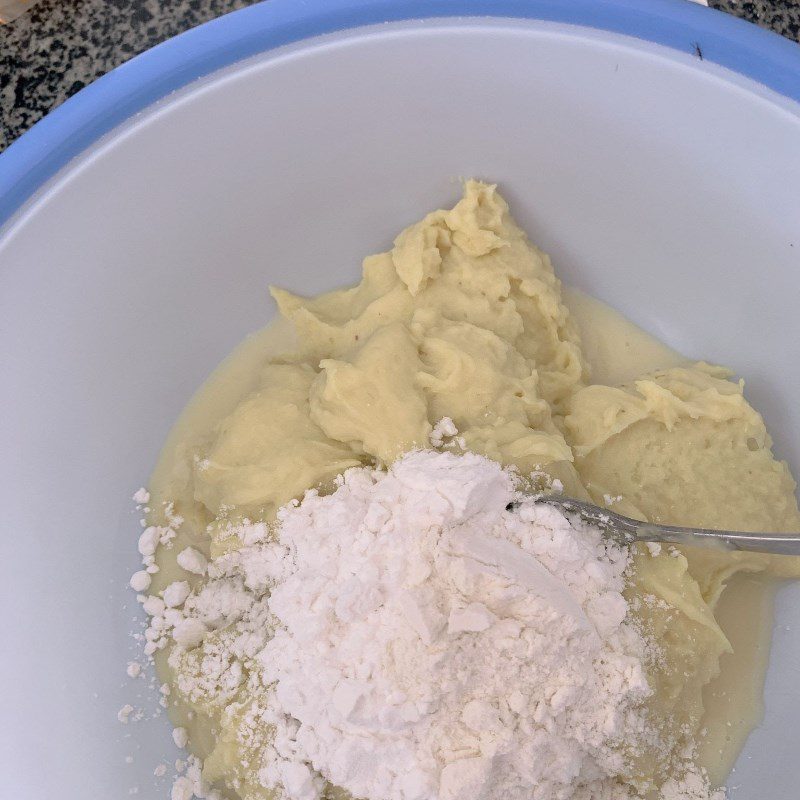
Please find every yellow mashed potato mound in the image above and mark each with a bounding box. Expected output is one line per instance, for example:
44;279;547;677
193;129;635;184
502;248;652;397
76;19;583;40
197;181;585;546
157;181;800;797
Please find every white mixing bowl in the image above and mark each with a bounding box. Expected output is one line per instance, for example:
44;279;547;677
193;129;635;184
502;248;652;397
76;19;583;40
1;1;799;798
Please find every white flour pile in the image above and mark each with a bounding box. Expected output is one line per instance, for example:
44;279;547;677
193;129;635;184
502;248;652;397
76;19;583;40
130;447;724;800
256;450;648;800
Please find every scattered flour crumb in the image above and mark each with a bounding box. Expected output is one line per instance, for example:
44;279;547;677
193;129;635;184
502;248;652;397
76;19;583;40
172;618;207;648
163;581;191;608
172;727;188;749
661;765;727;799
176;547;208;575
529;469;564;495
129;571;151;592
142;595;166;616
170;755;211;800
138;527;161;557
170;777;194;800
429;417;458;447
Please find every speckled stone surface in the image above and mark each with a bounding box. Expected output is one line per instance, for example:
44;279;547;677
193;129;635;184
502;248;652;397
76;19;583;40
0;0;259;149
0;0;798;151
711;0;799;41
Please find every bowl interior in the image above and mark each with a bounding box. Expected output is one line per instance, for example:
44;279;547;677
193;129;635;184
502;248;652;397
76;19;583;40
1;18;799;799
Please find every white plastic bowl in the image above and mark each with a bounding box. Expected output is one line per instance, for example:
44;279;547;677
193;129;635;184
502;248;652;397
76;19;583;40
1;2;799;798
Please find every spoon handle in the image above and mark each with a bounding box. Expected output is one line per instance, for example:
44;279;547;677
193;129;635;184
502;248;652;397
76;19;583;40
534;496;800;556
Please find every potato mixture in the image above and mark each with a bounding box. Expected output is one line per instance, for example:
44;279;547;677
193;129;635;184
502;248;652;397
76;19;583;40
146;181;800;798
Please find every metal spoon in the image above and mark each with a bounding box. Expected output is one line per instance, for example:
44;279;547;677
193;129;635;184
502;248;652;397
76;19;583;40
530;495;800;556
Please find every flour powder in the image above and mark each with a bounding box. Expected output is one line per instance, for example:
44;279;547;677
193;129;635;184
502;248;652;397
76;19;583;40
130;448;724;800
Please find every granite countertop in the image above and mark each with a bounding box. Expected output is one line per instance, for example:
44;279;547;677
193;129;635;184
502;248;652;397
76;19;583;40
1;0;799;151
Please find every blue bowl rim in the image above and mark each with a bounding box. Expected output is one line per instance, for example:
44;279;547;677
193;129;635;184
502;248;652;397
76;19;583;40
1;0;799;231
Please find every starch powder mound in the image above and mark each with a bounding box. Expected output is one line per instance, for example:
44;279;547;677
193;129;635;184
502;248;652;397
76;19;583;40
255;450;650;800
